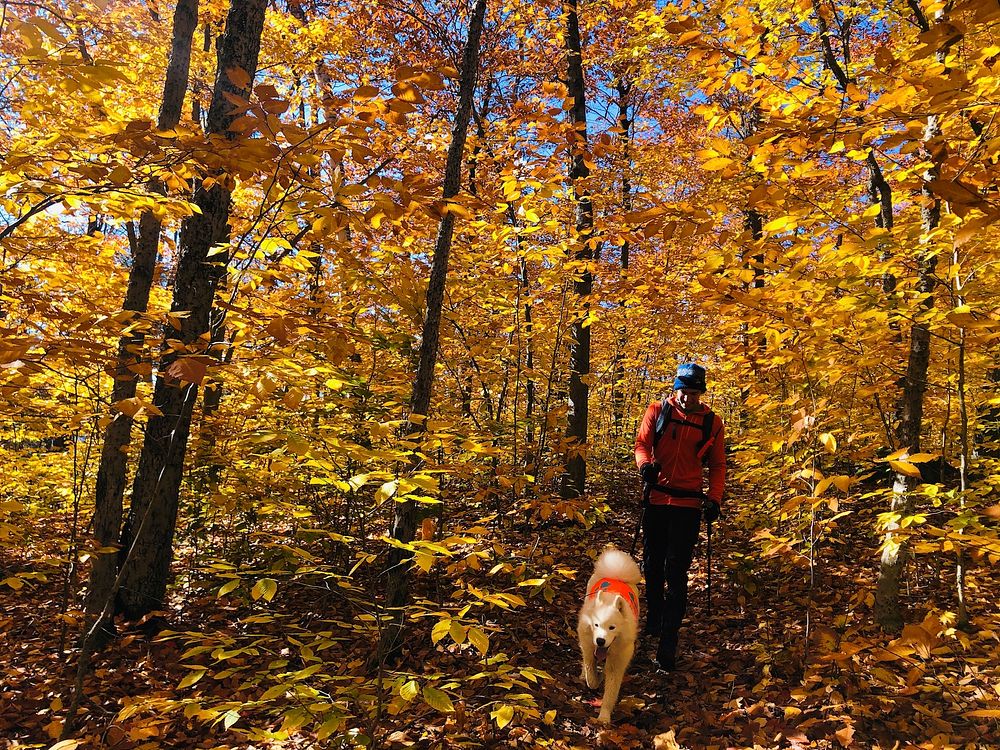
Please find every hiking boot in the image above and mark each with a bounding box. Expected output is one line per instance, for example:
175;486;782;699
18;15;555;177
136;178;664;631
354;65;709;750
655;632;678;671
653;651;676;672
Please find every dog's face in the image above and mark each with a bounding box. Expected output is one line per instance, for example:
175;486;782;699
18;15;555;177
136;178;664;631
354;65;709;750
584;591;629;650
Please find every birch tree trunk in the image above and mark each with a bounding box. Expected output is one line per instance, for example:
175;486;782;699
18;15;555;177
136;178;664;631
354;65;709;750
115;0;267;620
874;3;957;632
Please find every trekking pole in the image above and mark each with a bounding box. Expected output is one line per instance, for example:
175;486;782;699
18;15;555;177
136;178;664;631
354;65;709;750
705;517;713;617
630;482;650;559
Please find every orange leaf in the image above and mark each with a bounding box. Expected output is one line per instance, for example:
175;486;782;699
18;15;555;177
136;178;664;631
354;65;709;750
164;356;211;385
226;66;252;90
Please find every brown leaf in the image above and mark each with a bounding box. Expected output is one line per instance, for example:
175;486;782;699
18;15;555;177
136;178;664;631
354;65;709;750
835;724;856;747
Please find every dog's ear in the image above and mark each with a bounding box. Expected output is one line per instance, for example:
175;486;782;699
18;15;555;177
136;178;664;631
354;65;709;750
616;595;626;613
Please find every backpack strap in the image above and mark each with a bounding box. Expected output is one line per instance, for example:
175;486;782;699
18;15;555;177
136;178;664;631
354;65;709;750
652;397;670;450
696;411;716;464
652;398;717;464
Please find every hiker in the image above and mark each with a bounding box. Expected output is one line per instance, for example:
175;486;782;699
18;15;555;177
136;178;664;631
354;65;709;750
634;362;726;671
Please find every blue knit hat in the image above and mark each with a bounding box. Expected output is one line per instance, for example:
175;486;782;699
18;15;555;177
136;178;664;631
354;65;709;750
674;362;707;392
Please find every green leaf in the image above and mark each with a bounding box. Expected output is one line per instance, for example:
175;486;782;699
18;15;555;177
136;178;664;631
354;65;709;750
422;685;454;713
221;709;240;730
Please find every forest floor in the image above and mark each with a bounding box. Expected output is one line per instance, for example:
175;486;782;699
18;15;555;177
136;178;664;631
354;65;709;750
2;466;999;749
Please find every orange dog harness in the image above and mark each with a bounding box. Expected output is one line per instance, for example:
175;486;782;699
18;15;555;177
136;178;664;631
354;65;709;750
587;578;640;620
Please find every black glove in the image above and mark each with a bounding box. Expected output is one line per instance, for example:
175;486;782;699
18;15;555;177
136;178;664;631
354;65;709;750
640;462;660;485
703;499;721;523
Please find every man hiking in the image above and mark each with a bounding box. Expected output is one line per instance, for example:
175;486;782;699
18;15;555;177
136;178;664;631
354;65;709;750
634;362;726;671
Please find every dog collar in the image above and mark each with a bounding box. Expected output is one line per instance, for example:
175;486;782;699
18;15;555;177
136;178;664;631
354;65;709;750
587;578;640;620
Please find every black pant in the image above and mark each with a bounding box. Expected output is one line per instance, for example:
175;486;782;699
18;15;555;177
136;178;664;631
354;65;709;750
643;504;701;653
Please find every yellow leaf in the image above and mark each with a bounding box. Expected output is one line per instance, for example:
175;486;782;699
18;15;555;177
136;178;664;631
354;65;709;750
108;165;132;185
449;620;467;644
251;578;277;601
113;398;143;417
832;475;852;492
376;480;398;503
653;730;682;750
178;668;207;689
889;460;922;478
218;579;240;597
702;156;734;170
400;680;419;701
468;627;489;655
422;686;454;713
414;551;434;572
391;81;426;104
431;619;451;644
763;216;797;232
492;704;514;728
819;432;837;453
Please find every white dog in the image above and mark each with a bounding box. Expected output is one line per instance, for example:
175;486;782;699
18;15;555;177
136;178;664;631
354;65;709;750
577;547;641;724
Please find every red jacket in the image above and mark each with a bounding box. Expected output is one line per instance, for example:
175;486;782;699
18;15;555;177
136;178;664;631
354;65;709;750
634;396;726;507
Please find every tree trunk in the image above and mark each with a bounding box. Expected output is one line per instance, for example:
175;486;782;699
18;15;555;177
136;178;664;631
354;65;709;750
874;3;955;632
85;0;199;626
115;0;267;620
612;80;632;440
380;0;487;661
561;0;596;499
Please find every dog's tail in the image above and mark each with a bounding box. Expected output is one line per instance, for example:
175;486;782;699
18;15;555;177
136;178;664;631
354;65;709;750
594;547;642;585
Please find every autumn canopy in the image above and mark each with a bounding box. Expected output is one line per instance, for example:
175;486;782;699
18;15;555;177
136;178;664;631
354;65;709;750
1;0;1000;747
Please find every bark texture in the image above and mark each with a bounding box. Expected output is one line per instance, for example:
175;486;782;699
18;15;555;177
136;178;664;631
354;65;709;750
116;0;267;620
874;3;956;632
86;0;199;623
561;0;595;499
380;0;488;660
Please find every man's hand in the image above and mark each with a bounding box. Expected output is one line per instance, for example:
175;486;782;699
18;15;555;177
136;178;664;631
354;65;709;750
703;499;721;523
640;462;660;485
